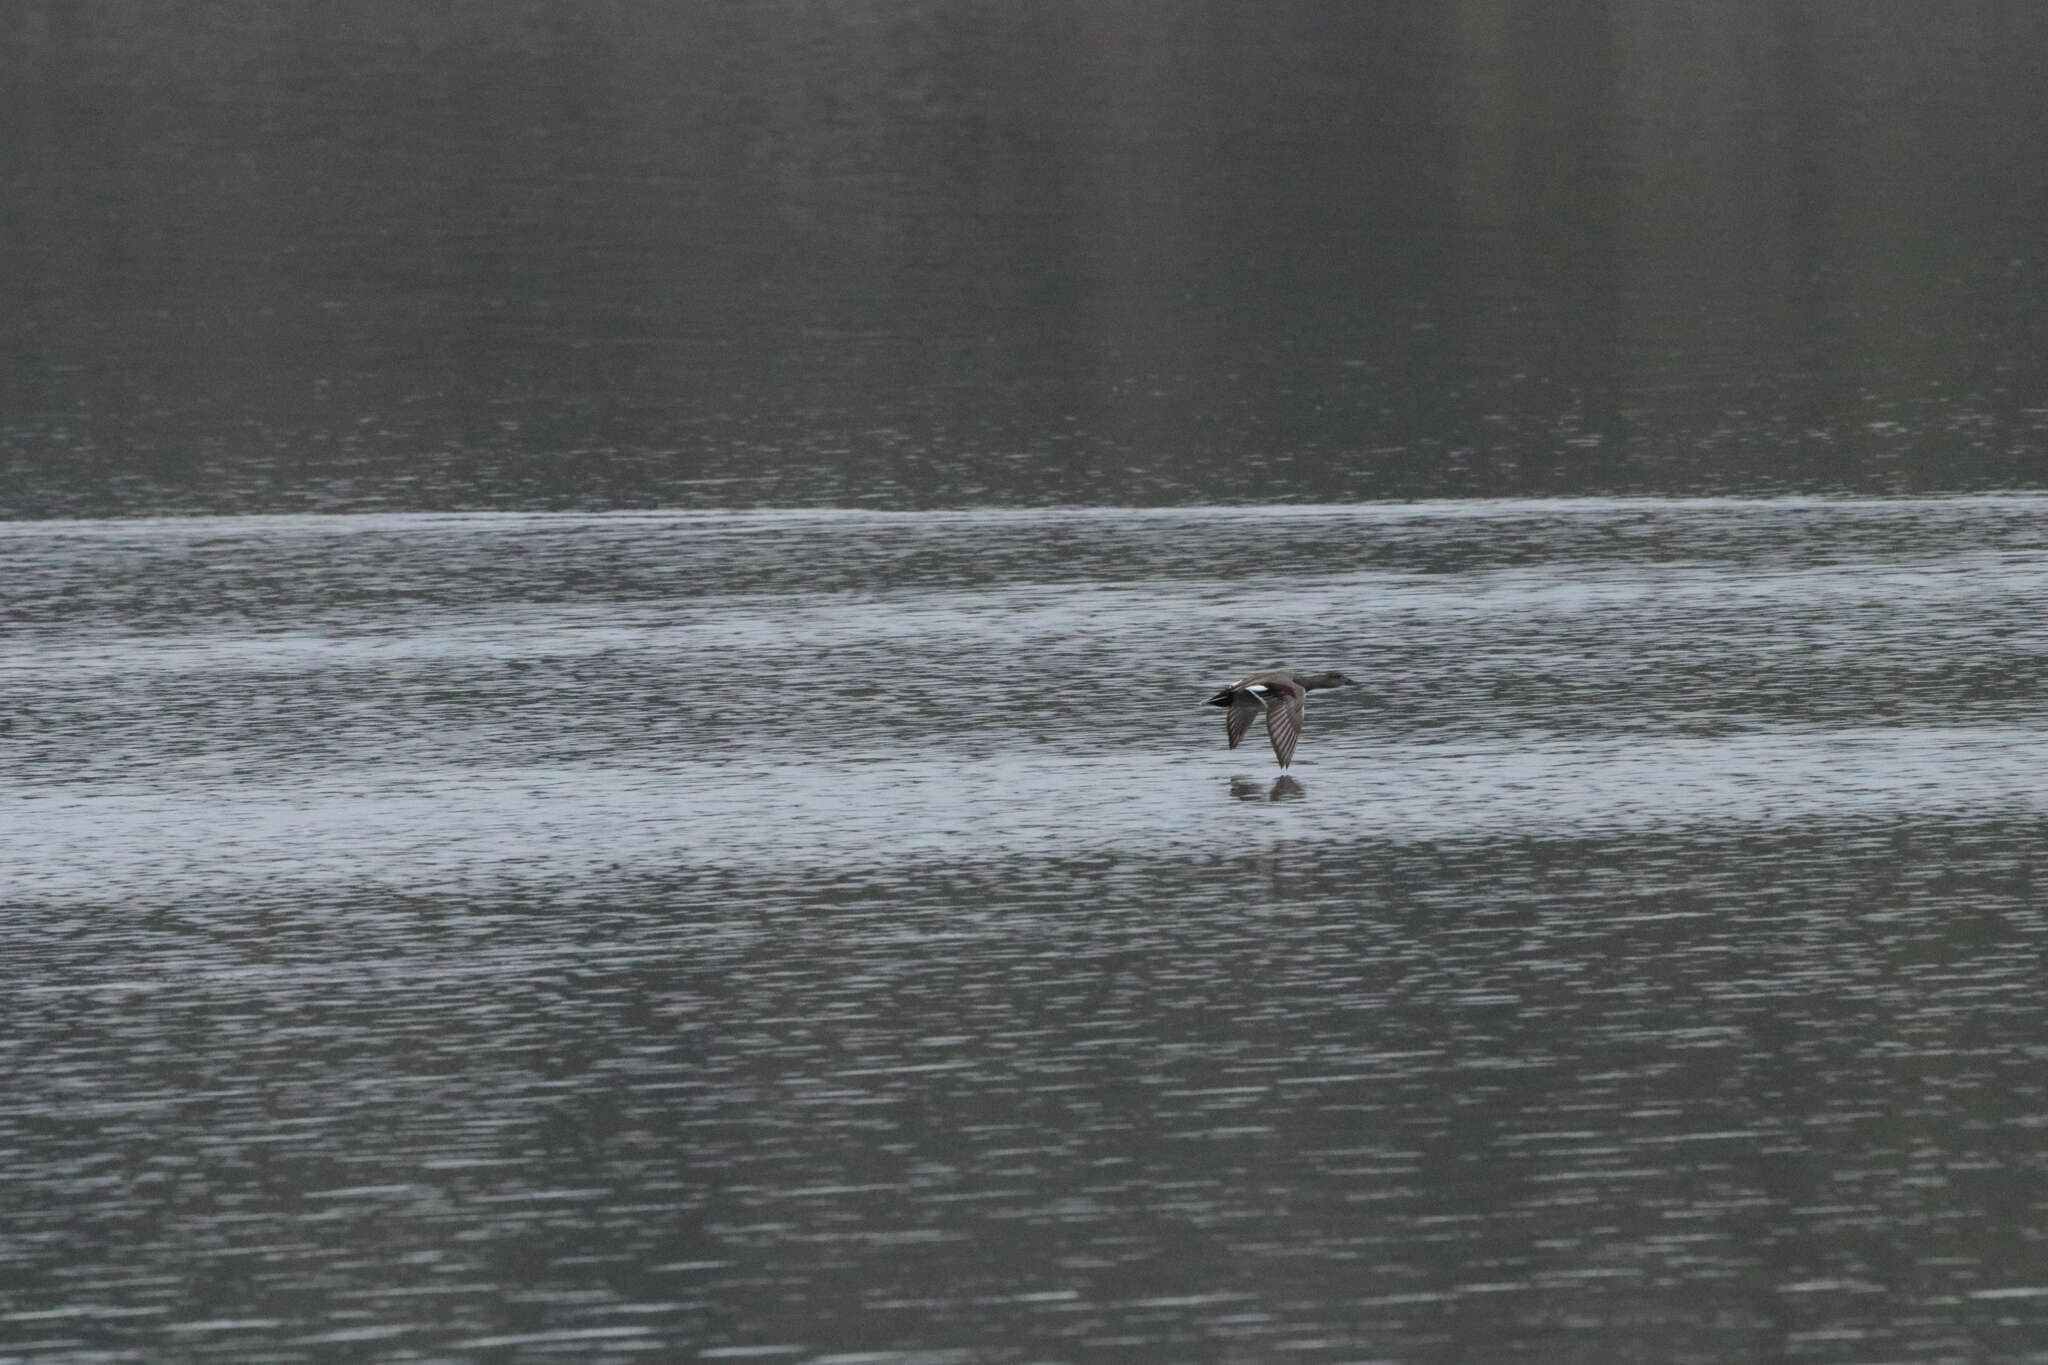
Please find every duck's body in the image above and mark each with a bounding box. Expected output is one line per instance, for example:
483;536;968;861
1203;668;1356;769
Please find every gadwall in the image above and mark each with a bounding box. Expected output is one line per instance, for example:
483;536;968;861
1203;668;1356;769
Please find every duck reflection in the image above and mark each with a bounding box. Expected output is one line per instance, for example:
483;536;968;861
1230;775;1307;802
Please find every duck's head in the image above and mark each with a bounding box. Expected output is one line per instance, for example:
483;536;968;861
1303;671;1357;689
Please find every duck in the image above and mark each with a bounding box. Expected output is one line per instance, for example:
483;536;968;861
1203;668;1356;769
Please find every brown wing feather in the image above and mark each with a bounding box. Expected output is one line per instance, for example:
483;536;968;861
1266;692;1305;768
1225;694;1261;750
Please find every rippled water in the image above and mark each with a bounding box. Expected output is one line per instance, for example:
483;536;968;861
9;497;2048;1362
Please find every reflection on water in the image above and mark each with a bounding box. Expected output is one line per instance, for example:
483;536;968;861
5;7;2048;515
1231;775;1307;802
7;498;2048;1361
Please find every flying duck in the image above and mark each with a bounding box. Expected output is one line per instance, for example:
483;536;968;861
1203;668;1356;769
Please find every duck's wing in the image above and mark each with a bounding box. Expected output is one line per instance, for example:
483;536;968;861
1265;691;1305;768
1225;692;1263;750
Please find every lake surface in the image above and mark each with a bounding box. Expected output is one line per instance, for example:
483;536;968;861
8;3;2048;1360
9;496;2048;1362
6;3;2048;515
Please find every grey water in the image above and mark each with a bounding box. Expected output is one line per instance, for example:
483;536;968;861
7;3;2048;516
10;498;2048;1363
11;3;2048;1363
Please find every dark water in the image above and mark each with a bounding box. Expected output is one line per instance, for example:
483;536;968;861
10;497;2048;1362
5;2;2048;515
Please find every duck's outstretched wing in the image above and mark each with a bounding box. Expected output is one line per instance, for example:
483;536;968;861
1266;692;1305;768
1225;692;1263;750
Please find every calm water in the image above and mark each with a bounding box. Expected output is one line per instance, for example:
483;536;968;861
5;2;2048;514
9;497;2048;1362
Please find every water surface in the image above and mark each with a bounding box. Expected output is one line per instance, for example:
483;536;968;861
8;498;2048;1361
6;3;2048;514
